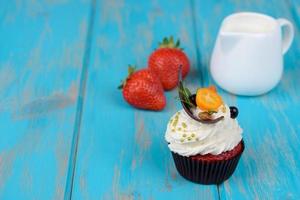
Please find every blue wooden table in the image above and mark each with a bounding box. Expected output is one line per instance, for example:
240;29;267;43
1;0;300;199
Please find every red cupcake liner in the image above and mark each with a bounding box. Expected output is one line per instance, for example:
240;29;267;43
171;140;244;185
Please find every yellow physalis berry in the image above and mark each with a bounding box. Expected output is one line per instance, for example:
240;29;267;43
196;86;223;111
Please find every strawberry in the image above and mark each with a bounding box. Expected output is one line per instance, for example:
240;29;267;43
148;36;190;90
119;66;166;110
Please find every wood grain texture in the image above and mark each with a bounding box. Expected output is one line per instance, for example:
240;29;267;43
2;0;300;199
194;0;300;199
0;0;90;199
71;0;219;199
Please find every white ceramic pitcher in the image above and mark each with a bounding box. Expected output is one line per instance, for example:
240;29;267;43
210;12;294;96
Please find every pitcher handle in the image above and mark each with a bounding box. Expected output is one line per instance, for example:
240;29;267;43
277;18;294;55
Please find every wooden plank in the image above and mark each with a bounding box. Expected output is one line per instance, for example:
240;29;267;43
194;0;300;199
0;1;90;199
71;0;219;199
290;0;300;22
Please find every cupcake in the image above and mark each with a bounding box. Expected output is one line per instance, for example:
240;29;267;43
165;70;244;184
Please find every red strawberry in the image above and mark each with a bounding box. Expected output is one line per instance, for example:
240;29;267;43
119;66;166;110
148;36;190;90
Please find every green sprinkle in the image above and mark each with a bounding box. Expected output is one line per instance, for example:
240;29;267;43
182;134;187;137
222;106;226;113
191;133;195;137
182;122;187;128
172;118;178;127
187;137;192;141
177;127;182;131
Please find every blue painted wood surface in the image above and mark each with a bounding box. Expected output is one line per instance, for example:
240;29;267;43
1;0;300;199
0;0;90;199
71;0;219;199
193;1;300;199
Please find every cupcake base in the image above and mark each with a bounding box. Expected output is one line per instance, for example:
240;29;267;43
171;140;245;185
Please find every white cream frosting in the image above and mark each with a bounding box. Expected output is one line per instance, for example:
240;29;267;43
165;105;243;157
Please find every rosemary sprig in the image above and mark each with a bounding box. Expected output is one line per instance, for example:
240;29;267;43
178;66;195;109
178;84;195;108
